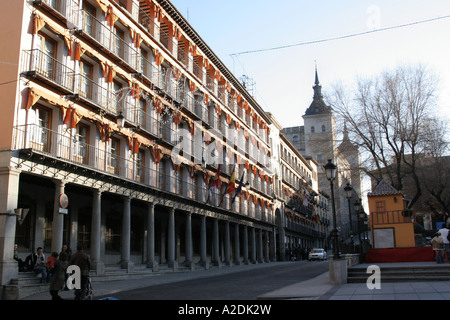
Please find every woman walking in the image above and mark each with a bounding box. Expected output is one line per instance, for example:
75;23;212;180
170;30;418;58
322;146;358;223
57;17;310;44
49;252;68;300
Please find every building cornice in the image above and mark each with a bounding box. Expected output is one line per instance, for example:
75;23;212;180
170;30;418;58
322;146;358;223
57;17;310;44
155;0;272;125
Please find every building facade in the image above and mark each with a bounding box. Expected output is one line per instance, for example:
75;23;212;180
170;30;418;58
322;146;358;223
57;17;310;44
282;68;362;247
267;113;329;260
0;0;282;291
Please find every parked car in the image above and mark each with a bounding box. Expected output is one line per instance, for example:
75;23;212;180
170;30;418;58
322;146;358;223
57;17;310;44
308;248;327;261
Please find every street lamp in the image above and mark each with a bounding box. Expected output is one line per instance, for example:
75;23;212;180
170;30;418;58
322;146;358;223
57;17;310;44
324;159;340;259
344;182;354;252
353;199;363;254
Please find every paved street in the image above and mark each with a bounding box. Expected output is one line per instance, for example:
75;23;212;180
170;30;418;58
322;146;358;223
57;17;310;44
93;261;329;300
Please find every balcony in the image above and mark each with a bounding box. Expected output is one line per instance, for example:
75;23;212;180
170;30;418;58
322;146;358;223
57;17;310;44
370;209;415;225
12;124;256;213
77;9;139;72
21;49;75;93
33;0;80;26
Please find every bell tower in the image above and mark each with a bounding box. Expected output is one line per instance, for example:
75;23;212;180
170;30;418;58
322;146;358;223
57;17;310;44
302;65;336;165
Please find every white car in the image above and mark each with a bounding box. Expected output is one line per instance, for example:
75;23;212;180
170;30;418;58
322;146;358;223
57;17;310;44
308;248;327;261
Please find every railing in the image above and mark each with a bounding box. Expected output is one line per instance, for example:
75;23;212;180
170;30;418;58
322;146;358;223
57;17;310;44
22;49;75;92
38;0;80;26
12;124;259;214
76;74;122;114
370;210;415;225
79;9;139;70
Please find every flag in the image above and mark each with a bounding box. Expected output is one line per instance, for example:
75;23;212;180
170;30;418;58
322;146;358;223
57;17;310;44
232;172;245;204
211;164;221;188
206;164;221;204
312;211;321;224
220;169;236;206
225;170;236;194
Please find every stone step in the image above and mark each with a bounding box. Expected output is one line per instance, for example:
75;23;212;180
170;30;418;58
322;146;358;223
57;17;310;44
347;264;450;283
11;262;213;299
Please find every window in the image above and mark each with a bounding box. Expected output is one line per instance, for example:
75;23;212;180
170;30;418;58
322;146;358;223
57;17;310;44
322;125;326;132
36;33;57;79
74;123;90;165
111;81;123;113
78;59;93;99
311;126;315;133
136;150;145;183
292;135;299;142
159;160;165;190
114;27;125;59
138;98;146;129
31;105;52;152
82;2;96;37
139;48;148;77
107;138;120;174
376;201;385;212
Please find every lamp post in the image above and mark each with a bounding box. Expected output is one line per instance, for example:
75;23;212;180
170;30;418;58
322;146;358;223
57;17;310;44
324;159;340;259
354;199;363;253
344;182;354;252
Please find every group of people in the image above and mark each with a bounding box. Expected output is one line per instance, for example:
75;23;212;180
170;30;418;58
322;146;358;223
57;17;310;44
14;243;91;300
286;247;311;261
431;225;450;264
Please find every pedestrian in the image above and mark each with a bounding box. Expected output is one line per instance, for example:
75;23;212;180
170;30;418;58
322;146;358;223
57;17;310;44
46;252;58;281
60;244;72;290
69;243;91;300
60;244;72;262
438;224;450;262
431;232;445;264
33;247;50;283
49;252;68;300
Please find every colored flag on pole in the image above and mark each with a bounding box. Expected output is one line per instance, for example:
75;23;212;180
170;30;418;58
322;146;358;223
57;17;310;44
220;169;236;206
211;164;221;188
206;164;221;204
225;170;236;194
312;211;321;224
232;172;245;204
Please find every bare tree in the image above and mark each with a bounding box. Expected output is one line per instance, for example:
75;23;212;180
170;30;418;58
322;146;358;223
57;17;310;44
327;64;446;209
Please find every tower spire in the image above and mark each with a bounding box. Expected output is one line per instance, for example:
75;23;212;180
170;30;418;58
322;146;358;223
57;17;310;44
304;62;332;116
313;62;322;99
314;61;320;85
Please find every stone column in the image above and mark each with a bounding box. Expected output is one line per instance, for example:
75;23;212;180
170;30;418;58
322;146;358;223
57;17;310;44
250;227;256;264
199;215;209;269
213;218;221;267
264;230;270;263
270;228;276;262
121;196;134;272
0;167;20;291
258;229;264;263
242;225;249;265
234;223;240;265
184;212;194;269
160;219;166;264
51;179;65;253
90;189;104;274
146;202;158;271
224;221;231;266
167;207;177;270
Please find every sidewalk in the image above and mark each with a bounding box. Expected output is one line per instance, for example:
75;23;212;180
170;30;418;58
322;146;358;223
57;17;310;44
20;261;450;301
260;261;450;300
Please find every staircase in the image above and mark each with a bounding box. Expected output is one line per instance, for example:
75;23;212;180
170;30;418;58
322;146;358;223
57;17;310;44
9;263;210;299
347;262;450;283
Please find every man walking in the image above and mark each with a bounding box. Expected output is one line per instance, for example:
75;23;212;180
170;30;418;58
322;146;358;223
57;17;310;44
69;243;91;300
438;224;450;262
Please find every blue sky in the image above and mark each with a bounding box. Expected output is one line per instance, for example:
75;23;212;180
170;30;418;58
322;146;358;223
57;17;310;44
170;0;450;129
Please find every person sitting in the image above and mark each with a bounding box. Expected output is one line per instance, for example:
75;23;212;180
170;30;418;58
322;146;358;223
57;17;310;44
33;247;50;283
14;244;26;272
